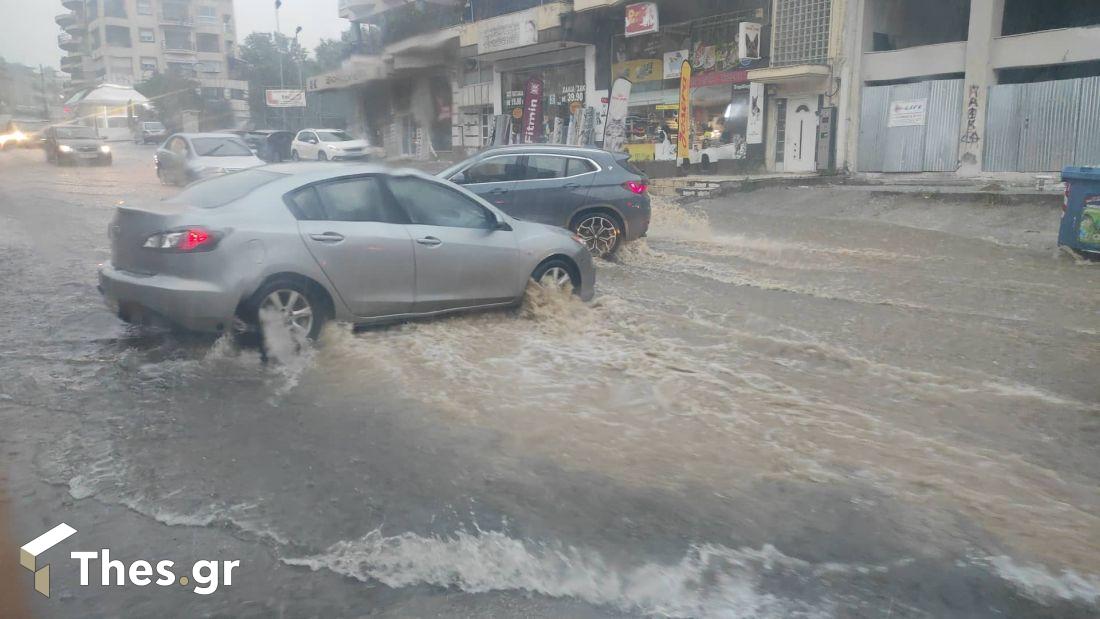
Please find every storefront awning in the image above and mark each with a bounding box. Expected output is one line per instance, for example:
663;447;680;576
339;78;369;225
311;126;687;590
747;64;831;84
307;55;389;92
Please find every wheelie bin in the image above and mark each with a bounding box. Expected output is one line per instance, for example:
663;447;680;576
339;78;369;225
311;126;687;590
1060;166;1100;257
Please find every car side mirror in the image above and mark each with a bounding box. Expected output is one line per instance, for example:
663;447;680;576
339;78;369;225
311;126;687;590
491;215;512;232
450;171;466;184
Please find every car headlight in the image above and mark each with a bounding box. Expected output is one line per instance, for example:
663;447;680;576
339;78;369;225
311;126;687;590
100;145;111;153
58;144;73;153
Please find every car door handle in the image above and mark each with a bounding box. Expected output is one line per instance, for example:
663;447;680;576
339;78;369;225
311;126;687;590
563;183;581;190
309;232;345;243
487;187;508;194
416;236;442;247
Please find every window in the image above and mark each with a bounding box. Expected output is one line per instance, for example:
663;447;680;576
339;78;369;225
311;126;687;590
136;0;153;15
309;177;402;223
167;62;194;77
197;61;221;74
109;56;133;75
197;5;218;23
191;137;251;156
461;155;524;184
139;28;155;43
230;88;247;100
168;137;188;155
316;130;355;142
170;170;287;209
288;187;326;221
164;30;192;51
140;57;158;73
104;0;126;18
524;155;567;180
566;158;596;177
201;87;223;100
196;33;219;52
298;131;317;144
386;177;494;229
105;25;131;48
90;29;101;49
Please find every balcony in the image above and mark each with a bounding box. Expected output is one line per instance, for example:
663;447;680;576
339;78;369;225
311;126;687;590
60;55;83;73
163;40;196;54
338;0;463;21
61;0;83;10
160;12;194;27
862;41;967;82
58;33;83;52
55;12;77;28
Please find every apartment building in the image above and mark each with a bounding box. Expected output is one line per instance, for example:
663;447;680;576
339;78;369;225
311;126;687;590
56;0;249;126
0;61;65;121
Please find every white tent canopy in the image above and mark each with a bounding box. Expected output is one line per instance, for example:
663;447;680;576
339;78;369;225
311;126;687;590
67;84;149;107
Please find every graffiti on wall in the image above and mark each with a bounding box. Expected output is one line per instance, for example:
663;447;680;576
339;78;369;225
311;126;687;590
961;85;981;145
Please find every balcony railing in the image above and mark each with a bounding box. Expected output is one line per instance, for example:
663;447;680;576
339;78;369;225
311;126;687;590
160;12;194;26
162;40;196;53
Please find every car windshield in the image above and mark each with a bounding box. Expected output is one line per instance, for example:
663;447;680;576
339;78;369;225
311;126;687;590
191;137;253;157
316;130;355;142
167;169;285;208
54;126;98;139
144;122;165;130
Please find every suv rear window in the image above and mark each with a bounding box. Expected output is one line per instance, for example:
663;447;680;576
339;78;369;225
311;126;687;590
168;170;286;208
615;154;646;177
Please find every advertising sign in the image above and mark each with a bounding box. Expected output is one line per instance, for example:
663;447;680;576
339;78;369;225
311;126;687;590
887;98;928;127
265;89;306;108
520;77;544;143
739;22;762;60
479;11;539;54
677;61;691;163
603;78;632;153
625;2;659;38
663;50;688;80
747;82;764;144
592;89;608;139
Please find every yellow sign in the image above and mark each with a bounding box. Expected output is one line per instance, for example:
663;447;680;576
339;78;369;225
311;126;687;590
677;60;691;162
611;59;662;84
655;104;678;111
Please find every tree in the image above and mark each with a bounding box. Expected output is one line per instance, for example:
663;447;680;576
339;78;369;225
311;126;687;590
134;71;201;131
313;30;358;73
237;31;308;128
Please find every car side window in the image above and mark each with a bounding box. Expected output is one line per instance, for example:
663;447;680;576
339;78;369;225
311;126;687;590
566;158;597;177
169;138;187;155
524;155;568;180
287;186;326;221
312;176;403;223
305;132;317;144
386;177;495;229
463;155;524;184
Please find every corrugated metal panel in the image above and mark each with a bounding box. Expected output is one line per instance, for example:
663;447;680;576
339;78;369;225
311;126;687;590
983;84;1022;172
858;85;890;172
1074;76;1100;166
1019;79;1081;172
922;79;963;171
882;82;929;173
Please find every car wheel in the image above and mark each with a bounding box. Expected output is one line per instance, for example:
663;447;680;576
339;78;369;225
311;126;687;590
572;211;623;258
318;152;328;161
291;150;300;161
531;259;578;292
250;280;326;343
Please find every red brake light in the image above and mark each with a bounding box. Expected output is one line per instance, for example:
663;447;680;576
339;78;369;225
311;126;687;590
143;227;219;252
180;228;210;251
624;181;648;195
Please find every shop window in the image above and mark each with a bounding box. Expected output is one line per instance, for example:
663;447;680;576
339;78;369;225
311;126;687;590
502;61;587;144
1001;0;1100;35
105;25;131;48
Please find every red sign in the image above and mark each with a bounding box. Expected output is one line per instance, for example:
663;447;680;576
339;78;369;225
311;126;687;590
690;70;749;88
520;77;544;144
625;2;658;38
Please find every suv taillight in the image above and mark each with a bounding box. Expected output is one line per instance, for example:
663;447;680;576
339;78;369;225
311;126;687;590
143;227;220;252
623;180;648;195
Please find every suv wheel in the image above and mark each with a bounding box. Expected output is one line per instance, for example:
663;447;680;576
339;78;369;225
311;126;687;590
572;212;623;257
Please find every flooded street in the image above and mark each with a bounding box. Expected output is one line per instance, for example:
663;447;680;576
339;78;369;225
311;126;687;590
1;144;1098;617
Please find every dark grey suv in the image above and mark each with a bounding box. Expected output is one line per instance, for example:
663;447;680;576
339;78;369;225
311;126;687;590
439;146;650;257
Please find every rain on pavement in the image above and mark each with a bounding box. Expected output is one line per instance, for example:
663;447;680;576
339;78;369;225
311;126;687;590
1;143;1098;618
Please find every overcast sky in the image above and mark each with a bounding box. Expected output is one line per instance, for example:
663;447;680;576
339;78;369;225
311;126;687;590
0;0;346;69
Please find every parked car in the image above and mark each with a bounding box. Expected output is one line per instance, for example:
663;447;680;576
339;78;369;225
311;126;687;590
2;118;51;150
154;133;265;186
438;145;650;257
98;164;594;341
291;129;383;162
134;121;168;144
42;125;113;165
244;130;295;162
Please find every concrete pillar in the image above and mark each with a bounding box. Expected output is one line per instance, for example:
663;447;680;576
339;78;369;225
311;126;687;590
957;0;1005;176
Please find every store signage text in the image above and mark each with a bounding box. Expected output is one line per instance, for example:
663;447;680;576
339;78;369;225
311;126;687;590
479;11;539;54
265;89;305;108
690;70;748;88
520;77;544;143
625;2;659;38
887;98;928;127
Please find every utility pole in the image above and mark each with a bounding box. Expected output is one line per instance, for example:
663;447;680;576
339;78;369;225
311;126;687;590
39;64;50;120
275;0;286;129
295;26;305;129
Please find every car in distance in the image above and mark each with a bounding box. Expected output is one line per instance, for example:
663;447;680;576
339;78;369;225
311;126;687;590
438;145;650;257
134;121;168;144
99;164;594;341
155;133;265;186
42;125;113;165
291;129;384;162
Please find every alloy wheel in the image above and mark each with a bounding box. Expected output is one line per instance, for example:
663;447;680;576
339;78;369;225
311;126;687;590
575;215;620;256
260;289;314;337
538;266;573;291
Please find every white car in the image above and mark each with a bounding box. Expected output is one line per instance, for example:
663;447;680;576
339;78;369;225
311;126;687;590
291;129;383;162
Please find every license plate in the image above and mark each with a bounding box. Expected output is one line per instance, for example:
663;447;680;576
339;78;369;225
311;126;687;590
80;152;98;159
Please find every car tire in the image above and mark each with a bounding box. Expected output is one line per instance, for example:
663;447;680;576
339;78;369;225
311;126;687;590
571;210;623;258
246;279;327;344
530;259;579;293
291;150;300;161
318;152;328;161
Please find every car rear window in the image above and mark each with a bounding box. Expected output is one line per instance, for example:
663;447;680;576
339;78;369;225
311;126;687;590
168;170;286;208
615;154;646;177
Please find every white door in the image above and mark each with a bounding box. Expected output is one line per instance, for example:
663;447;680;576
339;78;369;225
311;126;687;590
784;97;818;172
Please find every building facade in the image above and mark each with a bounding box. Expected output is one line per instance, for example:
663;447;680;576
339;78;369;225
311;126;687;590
55;0;250;127
0;61;66;121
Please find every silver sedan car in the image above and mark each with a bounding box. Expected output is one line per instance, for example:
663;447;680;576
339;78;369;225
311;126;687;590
99;163;595;339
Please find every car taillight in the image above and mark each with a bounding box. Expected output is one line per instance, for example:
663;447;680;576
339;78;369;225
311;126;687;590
623;180;648;195
143;227;220;252
1063;182;1071;214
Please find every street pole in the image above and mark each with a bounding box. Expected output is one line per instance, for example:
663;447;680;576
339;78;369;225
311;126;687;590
39;65;50;120
275;1;286;129
295;28;305;129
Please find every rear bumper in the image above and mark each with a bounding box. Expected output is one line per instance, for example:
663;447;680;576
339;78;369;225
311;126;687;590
621;199;651;241
98;263;239;332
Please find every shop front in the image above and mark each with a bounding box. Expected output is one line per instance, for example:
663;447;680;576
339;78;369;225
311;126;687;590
611;7;769;174
500;59;589;144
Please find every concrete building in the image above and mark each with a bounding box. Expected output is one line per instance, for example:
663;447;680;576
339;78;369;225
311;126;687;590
55;0;250;127
845;0;1100;175
0;61;65;121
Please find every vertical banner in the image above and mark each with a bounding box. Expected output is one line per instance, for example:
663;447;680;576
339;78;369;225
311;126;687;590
603;78;632;153
747;82;764;144
676;61;692;163
520;77;544;143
